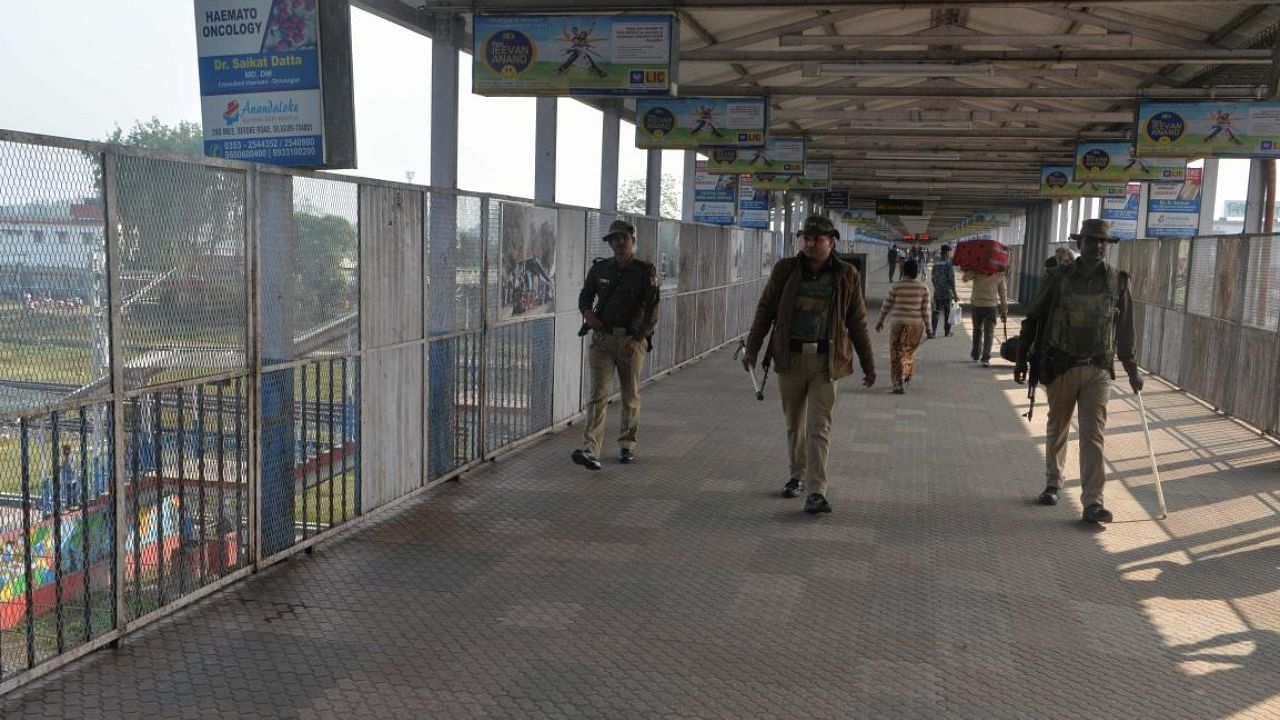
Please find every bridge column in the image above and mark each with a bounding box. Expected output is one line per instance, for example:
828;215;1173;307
534;98;557;204
600;101;620;212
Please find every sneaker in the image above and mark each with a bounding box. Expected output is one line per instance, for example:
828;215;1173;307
945;331;952;337
892;386;905;395
1082;503;1113;524
982;360;991;367
620;448;635;464
1037;486;1059;506
571;449;602;471
782;478;804;498
804;493;832;514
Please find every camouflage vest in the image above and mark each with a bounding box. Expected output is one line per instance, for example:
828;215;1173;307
1045;263;1120;361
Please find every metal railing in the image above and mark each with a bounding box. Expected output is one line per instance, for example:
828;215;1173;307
0;128;778;692
1115;235;1280;437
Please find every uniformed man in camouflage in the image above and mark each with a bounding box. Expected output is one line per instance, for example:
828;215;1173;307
572;220;661;471
1014;218;1143;524
742;215;876;514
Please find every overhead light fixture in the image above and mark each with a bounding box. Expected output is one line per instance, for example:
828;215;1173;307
818;63;995;77
865;152;962;161
875;169;954;178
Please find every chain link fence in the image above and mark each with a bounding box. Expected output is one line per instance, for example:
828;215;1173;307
0;129;782;692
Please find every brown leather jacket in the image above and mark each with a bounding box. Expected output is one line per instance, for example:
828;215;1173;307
745;254;875;380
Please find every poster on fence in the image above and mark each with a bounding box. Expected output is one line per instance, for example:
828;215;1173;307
194;0;354;167
693;161;737;225
635;98;767;149
701;137;806;175
1137;101;1280;158
1101;183;1141;240
1146;168;1202;238
499;204;558;319
1075;141;1186;183
472;14;675;97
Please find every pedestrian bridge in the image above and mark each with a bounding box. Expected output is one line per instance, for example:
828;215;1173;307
2;248;1278;717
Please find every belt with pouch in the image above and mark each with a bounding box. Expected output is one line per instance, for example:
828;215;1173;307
788;339;830;354
599;326;630;337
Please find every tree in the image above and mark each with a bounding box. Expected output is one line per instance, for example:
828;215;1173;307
617;173;681;219
293;210;357;332
105;117;204;157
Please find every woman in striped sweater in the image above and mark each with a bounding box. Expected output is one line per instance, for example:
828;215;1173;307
875;259;932;394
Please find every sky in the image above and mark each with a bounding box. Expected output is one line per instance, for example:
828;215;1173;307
0;1;677;210
0;1;1253;220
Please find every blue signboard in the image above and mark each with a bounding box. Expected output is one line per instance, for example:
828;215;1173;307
1146;167;1202;238
693;161;736;225
1101;184;1140;240
195;0;325;166
737;175;769;229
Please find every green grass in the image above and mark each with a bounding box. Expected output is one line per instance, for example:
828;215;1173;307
295;470;358;527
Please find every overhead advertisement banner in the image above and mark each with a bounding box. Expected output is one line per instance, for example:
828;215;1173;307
472;14;675;97
1146;167;1202;238
1075;141;1186;183
737;175;769;229
692;161;736;225
840;209;893;242
635;98;767;149
195;0;325;166
1101;183;1141;240
1039;165;1127;199
702;136;806;175
751;160;830;191
1137;101;1280;158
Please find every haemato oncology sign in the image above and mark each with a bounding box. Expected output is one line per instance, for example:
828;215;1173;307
195;0;340;166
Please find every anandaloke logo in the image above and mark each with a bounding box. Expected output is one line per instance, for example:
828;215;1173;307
223;100;240;126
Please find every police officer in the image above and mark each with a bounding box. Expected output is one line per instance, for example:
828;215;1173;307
572;220;661;471
1014;219;1143;523
742;216;876;514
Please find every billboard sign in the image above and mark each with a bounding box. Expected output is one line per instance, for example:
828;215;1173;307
635;98;767;149
692;160;736;225
1039;165;1127;199
1137;101;1280;158
1075;141;1186;183
737;175;769;229
472;14;675;96
1146;167;1202;238
701;136;805;175
195;0;329;166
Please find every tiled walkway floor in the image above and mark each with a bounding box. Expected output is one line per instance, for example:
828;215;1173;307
4;267;1279;719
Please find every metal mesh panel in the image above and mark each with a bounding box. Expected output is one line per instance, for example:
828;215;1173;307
728;229;745;283
725;283;740;340
260;358;357;558
1169;238;1191;310
114;156;247;390
1137;302;1163;370
632;216;659;268
656;220;680;292
1185;238;1217;317
428;194;484;336
494;202;558;322
650;297;677;374
286;177;358;359
555;208;587;315
1242;236;1280;331
123;376;250;619
698;226;719;289
1128;241;1161;305
0;141;108;413
428;333;482;479
0;402;114;680
485;318;554;453
1232;327;1280;432
585;210;618;264
678;224;699;290
675;294;697;364
1160;309;1184;383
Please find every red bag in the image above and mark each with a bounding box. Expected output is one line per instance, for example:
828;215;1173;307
953;239;1009;275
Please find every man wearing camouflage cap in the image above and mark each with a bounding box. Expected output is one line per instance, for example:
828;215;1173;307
1014;218;1143;524
742;215;876;515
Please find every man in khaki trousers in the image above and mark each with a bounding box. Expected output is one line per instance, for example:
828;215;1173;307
1015;219;1143;523
742;216;876;514
572;220;660;471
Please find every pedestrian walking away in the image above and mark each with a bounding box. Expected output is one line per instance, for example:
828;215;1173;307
962;266;1008;366
930;244;957;338
1014;218;1143;524
887;244;900;282
742;215;876;515
876;259;930;394
572;220;661;471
